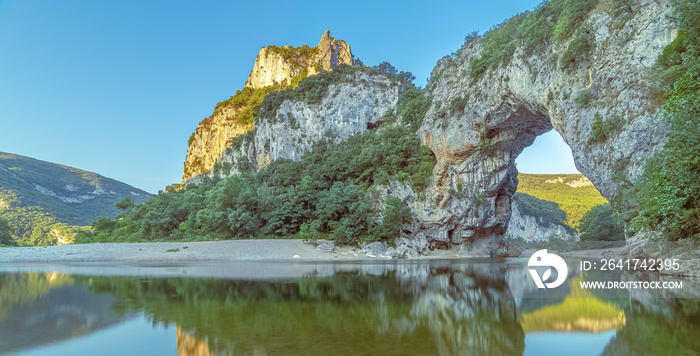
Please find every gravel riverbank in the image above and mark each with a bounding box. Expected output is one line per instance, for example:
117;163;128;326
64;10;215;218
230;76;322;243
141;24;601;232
0;240;368;263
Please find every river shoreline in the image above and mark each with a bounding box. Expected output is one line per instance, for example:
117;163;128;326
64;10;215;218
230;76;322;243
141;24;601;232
1;239;698;278
0;240;372;263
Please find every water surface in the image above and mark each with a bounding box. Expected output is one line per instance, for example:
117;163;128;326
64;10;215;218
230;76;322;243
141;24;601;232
1;259;698;355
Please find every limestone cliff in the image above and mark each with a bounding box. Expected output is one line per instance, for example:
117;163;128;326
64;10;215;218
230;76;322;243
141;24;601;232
182;30;353;184
245;30;352;89
505;203;579;242
410;0;675;255
252;71;398;169
182;0;676;257
188;69;400;184
182;107;253;183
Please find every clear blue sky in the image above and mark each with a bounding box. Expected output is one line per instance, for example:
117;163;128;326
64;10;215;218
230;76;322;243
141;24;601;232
0;0;578;193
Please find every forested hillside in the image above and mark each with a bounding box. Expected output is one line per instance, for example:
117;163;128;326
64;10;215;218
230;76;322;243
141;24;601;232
516;174;608;229
0;152;151;246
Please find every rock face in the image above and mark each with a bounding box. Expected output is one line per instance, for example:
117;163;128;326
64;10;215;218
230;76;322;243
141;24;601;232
245;30;352;89
410;0;676;255
182;30;353;183
505;202;579;242
185;0;677;256
182;107;253;184
252;71;398;169
189;70;400;183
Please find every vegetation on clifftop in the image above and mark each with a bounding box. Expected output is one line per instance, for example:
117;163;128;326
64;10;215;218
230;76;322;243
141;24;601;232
468;0;600;79
266;44;319;68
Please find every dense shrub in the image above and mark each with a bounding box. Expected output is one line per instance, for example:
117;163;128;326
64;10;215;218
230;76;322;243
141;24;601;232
76;125;435;245
266;44;318;67
469;0;599;79
0;217;14;246
559;28;595;68
630;69;700;240
382;85;432;130
574;89;593;106
579;203;625;241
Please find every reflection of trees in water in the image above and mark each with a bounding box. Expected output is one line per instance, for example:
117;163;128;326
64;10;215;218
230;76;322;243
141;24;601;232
0;272;127;355
602;299;700;355
0;272;72;320
519;276;627;333
85;263;524;356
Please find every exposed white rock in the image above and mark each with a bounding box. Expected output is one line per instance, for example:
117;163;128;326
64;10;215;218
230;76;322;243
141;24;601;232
183;31;354;183
193;70;400;182
245;30;352;89
51;228;72;245
544;176;594;187
253;71;399;169
505;202;579;242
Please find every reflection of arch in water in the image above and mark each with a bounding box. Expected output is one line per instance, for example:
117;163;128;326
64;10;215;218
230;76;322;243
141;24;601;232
84;262;526;356
374;263;525;356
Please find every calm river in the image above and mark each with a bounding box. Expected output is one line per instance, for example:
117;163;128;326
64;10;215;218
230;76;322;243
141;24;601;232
0;259;698;355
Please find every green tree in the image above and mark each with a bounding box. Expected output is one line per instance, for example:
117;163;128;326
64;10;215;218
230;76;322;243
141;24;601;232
0;217;15;246
115;197;135;212
374;197;412;243
579;203;624;241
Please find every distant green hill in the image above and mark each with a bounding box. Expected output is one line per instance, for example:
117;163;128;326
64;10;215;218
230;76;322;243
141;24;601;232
0;152;151;246
516;173;608;230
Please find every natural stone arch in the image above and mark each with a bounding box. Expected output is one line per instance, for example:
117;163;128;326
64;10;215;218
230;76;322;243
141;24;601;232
412;0;677;255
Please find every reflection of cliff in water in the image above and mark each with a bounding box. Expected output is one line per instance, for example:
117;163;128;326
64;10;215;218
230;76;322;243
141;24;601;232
177;326;215;356
0;272;130;355
6;261;696;356
88;262;525;356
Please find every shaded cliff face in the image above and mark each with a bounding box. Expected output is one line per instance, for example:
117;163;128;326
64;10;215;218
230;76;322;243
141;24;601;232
412;0;676;255
505;202;579;242
182;30;353;184
245;30;352;89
